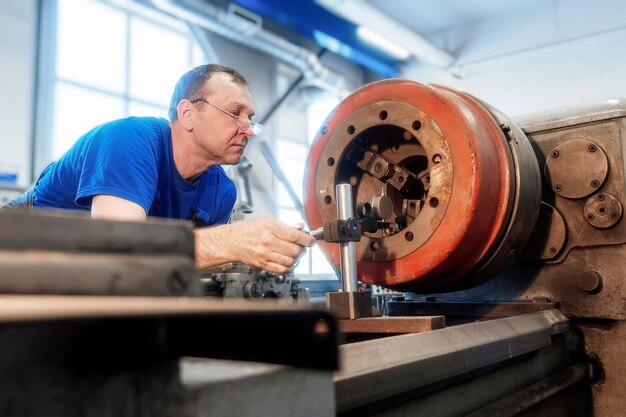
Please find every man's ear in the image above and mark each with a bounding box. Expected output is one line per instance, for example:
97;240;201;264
177;99;194;131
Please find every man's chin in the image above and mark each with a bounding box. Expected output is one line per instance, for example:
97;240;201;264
224;155;243;165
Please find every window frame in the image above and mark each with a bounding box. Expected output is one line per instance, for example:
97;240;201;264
34;0;201;173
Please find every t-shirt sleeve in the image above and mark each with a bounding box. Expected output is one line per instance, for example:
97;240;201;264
75;119;159;213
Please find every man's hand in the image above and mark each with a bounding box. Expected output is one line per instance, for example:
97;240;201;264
195;217;316;274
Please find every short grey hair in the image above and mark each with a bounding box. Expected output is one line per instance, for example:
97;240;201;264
168;64;248;121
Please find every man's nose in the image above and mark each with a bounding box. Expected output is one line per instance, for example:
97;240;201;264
238;125;255;138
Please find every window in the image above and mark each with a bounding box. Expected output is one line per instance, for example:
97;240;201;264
275;83;340;276
56;0;127;94
43;0;204;163
52;83;125;157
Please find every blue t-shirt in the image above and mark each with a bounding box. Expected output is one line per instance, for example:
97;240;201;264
34;116;236;225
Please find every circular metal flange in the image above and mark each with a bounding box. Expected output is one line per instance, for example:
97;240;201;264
303;79;541;292
519;202;567;260
434;87;541;289
313;100;453;261
545;139;608;199
584;193;623;229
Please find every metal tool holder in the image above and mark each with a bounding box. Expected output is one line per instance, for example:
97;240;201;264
325;183;373;320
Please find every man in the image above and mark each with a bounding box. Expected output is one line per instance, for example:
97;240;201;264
4;64;315;274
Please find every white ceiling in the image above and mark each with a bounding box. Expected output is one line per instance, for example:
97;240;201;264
358;0;626;66
366;0;546;36
336;0;626;115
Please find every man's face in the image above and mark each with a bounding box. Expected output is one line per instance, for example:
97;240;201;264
191;72;257;165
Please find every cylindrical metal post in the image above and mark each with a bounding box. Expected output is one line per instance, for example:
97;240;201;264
336;184;358;292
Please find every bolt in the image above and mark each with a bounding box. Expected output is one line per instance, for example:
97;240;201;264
374;162;383;173
554;184;562;192
433;154;442;164
347;125;355;134
549;247;557;255
589;144;597;152
587;213;595;221
597;193;605;201
577;271;602;294
500;124;511;133
321;126;327;134
591;180;600;188
611;212;619;219
551;150;559;158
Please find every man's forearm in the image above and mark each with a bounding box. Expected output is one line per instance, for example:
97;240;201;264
194;224;237;269
193;217;315;274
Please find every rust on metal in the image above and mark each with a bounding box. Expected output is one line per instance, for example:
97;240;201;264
304;79;540;292
337;316;445;334
326;291;373;320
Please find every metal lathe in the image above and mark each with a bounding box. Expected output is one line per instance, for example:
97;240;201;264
1;79;626;417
